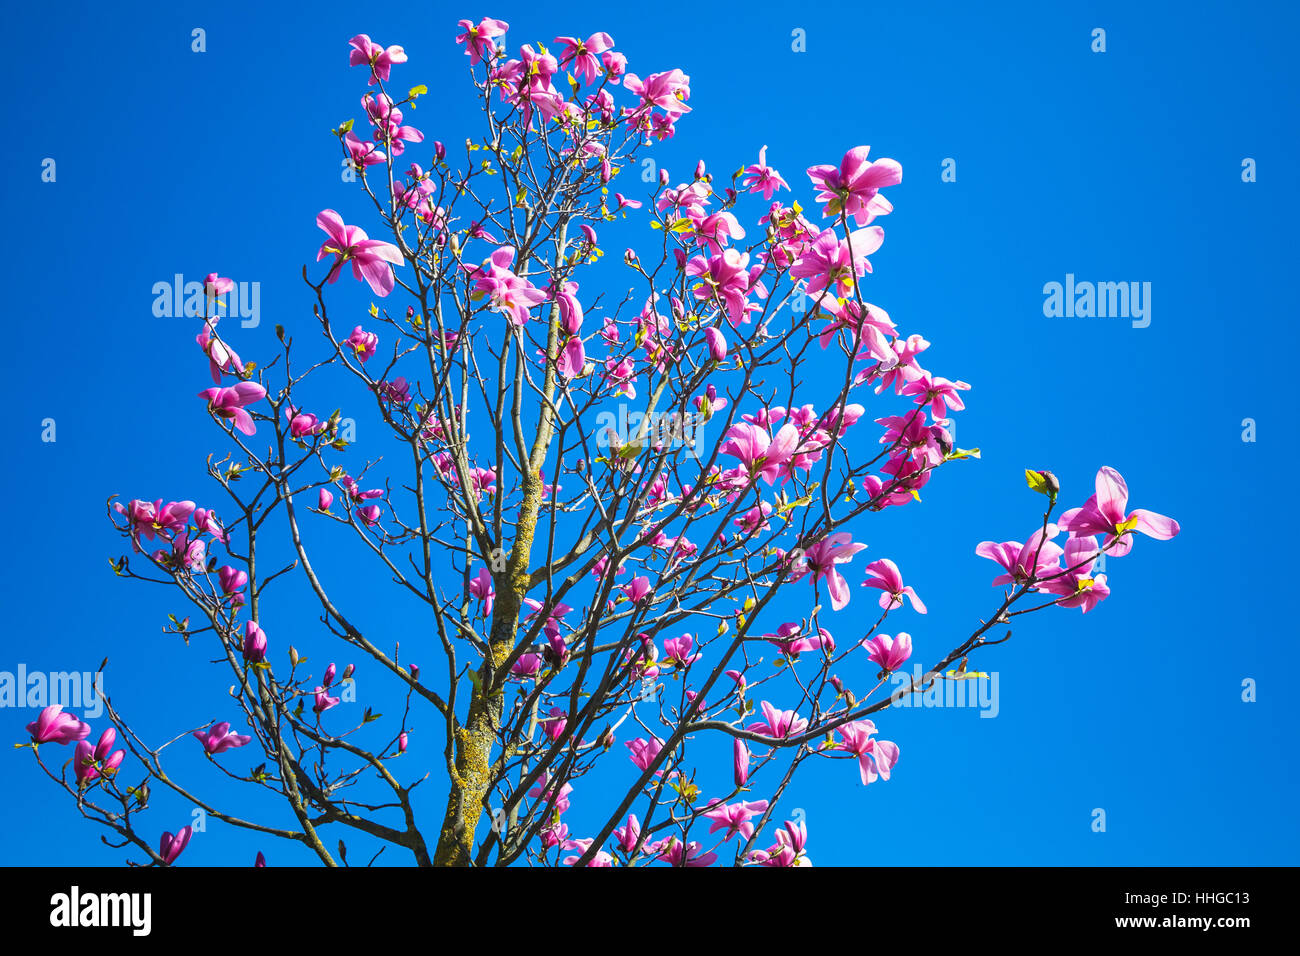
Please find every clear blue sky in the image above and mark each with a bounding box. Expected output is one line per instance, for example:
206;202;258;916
1;0;1296;866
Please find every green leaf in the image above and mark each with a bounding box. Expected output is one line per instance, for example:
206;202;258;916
1024;469;1059;498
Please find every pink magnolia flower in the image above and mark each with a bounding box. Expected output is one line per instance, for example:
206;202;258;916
748;701;808;740
345;325;379;362
563;839;615;867
93;727;120;762
614;814;641;854
837;720;900;785
470;246;548;325
316;209;403;297
860;559;927;613
603;357;638;398
242;621;267;663
360;94;424;156
790;227;884;297
378;376;411;404
286;405;325;438
623;635;660;680
662;633;700;668
734;501;773;535
117;499;174;538
218;566;247;595
197;382;266;436
685;248;766;326
193;507;226;542
196;320;245;384
741;145;790;200
621;576;652;604
193;721;252;755
976;526;1065;587
900;374;972;419
468;567;494;617
551;280;584;333
592;553;627;579
159;826;192;865
703;326;728;362
693;210;746;255
556;336;586;378
523;599;573;653
511;653;542;679
601;50;627;82
1057;466;1180;558
752;820;811;867
344;130;385;169
806;146;902;226
539;707;568;742
655;838;717;867
817;299;897;361
348;34;408;84
539;822;570;850
624;69;692;113
626;736;663;771
455;18;509;66
764;622;833;657
702;799;770;842
528;774;573;814
71;738;98;785
556;32;614;85
734;738;750;786
170;531;206;571
27;706;90;746
789;532;868;611
720;421;803;485
313;686;341;714
204;273;234;299
1039;535;1111;613
317;488;334;511
74;732;124;786
862;632;913;672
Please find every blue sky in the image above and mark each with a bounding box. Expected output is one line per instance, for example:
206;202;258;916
1;0;1296;866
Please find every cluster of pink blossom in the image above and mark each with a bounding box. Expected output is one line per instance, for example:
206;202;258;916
18;19;1186;869
21;705;256;865
977;466;1179;613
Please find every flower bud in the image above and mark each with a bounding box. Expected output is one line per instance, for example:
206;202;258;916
243;621;267;663
734;738;750;787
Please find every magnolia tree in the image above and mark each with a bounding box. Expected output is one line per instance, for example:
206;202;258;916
22;19;1179;867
